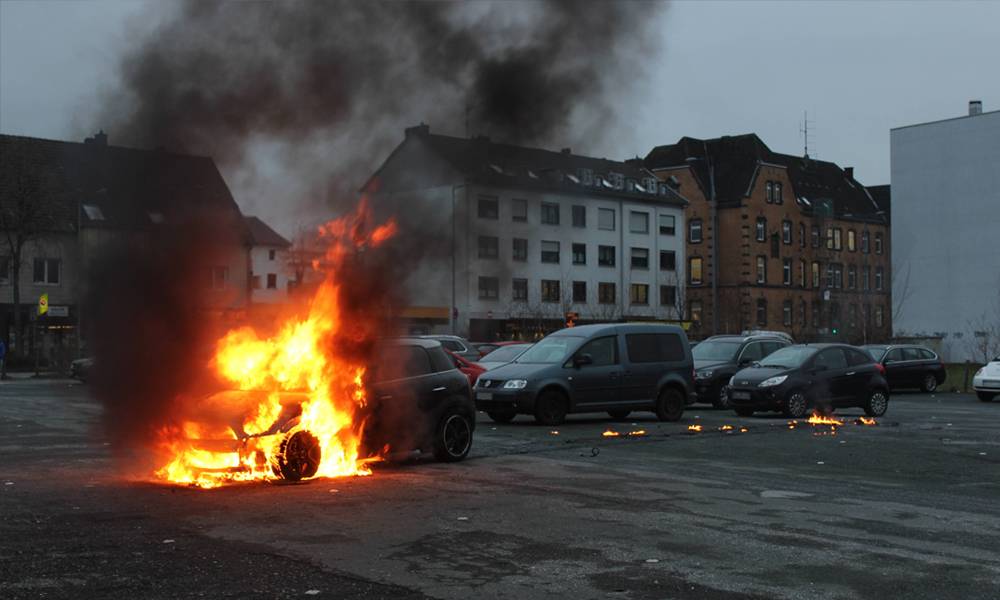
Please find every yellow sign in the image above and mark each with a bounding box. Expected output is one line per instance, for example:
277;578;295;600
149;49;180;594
38;293;48;316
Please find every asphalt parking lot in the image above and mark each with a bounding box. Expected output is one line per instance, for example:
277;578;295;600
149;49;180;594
1;379;998;600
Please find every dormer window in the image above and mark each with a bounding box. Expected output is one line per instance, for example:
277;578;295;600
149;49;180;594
659;183;669;196
610;172;624;190
578;168;593;186
82;204;104;221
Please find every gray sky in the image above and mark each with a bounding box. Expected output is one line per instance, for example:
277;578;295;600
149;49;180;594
3;0;998;225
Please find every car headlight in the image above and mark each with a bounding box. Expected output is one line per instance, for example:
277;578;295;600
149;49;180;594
503;379;528;389
696;370;714;380
758;375;788;388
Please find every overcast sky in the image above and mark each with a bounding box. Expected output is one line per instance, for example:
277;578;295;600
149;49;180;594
3;0;998;214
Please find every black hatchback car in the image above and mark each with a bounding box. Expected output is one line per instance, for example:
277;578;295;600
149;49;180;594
861;345;946;393
727;344;890;418
692;334;792;408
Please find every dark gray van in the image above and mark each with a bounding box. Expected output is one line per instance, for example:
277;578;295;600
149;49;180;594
473;323;695;425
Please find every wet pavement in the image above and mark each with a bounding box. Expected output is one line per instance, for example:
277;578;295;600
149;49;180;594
1;379;998;599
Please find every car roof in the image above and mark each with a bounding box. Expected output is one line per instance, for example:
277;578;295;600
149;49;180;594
549;323;685;337
705;334;788;343
385;337;442;349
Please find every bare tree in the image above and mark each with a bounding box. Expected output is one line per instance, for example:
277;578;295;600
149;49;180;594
0;140;59;371
965;283;1000;364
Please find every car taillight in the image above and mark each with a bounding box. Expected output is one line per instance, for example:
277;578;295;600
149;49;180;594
875;363;886;376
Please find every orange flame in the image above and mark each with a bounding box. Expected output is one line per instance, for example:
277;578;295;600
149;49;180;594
154;201;395;488
807;411;844;426
602;430;621;437
687;424;703;432
719;425;734;432
626;430;647;437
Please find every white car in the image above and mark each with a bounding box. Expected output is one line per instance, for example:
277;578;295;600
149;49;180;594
972;357;1000;402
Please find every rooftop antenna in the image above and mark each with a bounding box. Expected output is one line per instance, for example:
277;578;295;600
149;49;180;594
800;110;814;158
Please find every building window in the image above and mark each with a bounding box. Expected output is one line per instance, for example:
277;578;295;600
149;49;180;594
825;264;834;288
541;280;560;303
689;219;703;243
800;300;807;327
478;276;499;300
864;303;872;327
875;232;884;254
629;211;649;234
811;225;820;248
32;258;61;285
512;278;528;301
631;247;649;269
598;208;615;231
831;302;841;330
0;255;10;284
782;220;792;244
847;230;856;252
765;181;773;203
251;275;261;290
478;235;499;259
541;241;560;263
572;205;586;228
689;257;703;285
756;255;767;284
266;273;277;289
812;301;821;328
875;266;884;291
598;245;616;267
875;305;884;327
659;250;676;271
799;223;806;248
690;301;703;326
512;238;528;261
782;258;792;286
630;283;649;305
861;230;870;253
756;217;767;242
826;227;835;250
478;195;498;219
783;300;792;326
659;214;676;236
863;265;871;291
812;261;820;288
209;266;227;290
268;249;276;261
848;264;857;289
598;282;616;304
774;182;782;204
571;243;587;265
756;298;767;326
849;303;858;328
572;281;587;303
660;285;676;307
511;198;528;222
541;202;560;225
833;228;843;251
799;259;807;287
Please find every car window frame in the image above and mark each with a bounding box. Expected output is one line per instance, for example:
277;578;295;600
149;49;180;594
737;342;764;364
567;335;619;368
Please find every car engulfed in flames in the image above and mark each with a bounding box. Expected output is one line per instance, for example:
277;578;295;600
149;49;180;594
152;201;397;488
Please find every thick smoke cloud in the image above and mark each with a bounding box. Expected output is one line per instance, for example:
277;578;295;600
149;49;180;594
101;0;667;229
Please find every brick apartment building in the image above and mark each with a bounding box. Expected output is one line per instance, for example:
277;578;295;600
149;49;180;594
645;134;891;343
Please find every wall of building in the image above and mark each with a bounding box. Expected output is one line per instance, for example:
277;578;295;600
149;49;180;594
249;245;291;304
890;109;1000;361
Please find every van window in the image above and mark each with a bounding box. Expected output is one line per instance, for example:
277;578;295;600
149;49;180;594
625;333;685;363
761;341;785;357
738;343;764;364
575;336;618;367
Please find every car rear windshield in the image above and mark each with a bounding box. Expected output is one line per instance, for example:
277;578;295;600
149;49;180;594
481;344;531;363
758;346;817;369
516;336;583;364
692;340;742;361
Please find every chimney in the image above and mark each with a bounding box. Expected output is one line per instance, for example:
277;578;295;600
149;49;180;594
969;100;983;116
404;123;429;138
844;166;854;180
560;147;572;155
84;129;108;146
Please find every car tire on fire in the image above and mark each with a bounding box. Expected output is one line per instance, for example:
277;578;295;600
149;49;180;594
273;430;322;481
433;407;473;462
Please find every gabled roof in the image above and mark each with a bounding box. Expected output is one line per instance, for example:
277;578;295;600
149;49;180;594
0;133;246;235
644;134;885;222
365;125;688;206
866;185;891;222
244;216;291;248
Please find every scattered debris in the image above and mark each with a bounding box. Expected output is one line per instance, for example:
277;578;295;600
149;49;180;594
305;590;320;596
644;558;660;564
457;517;469;521
162;539;175;544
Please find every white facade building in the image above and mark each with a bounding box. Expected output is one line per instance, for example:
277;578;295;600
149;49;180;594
890;101;1000;361
364;125;689;340
244;216;292;305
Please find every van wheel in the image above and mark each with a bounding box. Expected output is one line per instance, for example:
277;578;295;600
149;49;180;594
782;391;808;419
977;392;995;402
920;374;938;393
534;390;569;426
864;390;889;417
487;410;516;423
433;409;473;462
607;409;631;420
655;388;684;422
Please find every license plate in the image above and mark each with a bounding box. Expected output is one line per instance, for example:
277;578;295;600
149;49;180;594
476;392;493;400
731;391;751;400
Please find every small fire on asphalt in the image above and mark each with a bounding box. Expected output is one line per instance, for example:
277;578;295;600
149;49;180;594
687;424;703;433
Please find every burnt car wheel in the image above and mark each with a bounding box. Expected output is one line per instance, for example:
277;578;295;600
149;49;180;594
734;407;754;417
433;409;473;462
534;390;569;426
607;409;631;420
712;384;732;410
920;374;938;393
783;391;808;419
655;387;684;422
486;410;516;423
274;430;322;481
864;390;889;417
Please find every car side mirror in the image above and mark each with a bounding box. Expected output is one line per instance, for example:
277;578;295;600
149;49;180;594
574;353;593;368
